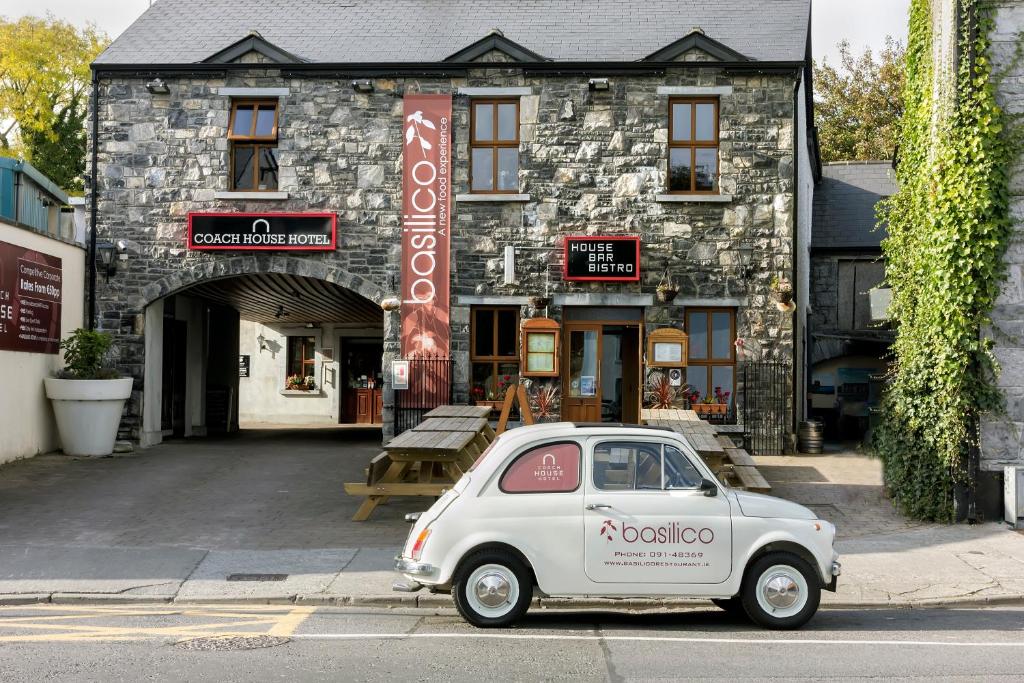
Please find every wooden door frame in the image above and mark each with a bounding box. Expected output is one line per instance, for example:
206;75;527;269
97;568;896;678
561;319;644;423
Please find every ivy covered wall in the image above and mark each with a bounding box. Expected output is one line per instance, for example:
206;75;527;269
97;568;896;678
874;0;1016;521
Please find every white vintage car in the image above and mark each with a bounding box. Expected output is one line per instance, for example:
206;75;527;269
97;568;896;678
395;423;840;629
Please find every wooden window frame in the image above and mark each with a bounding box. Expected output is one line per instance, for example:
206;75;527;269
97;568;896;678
469;98;520;194
228;99;280;191
228;100;279;141
684;307;736;401
470;306;521;400
286;336;316;379
668;97;720;195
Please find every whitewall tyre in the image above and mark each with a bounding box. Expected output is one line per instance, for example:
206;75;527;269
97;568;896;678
44;377;134;456
452;551;532;628
740;552;821;630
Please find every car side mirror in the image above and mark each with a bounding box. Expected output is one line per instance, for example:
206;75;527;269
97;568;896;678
700;478;718;497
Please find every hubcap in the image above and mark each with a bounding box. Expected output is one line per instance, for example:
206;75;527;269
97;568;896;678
474;572;511;608
762;572;800;609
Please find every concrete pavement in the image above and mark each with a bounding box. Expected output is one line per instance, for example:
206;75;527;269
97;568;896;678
1;430;1023;609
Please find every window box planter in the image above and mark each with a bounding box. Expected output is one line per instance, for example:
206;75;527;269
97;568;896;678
692;403;729;417
474;400;504;411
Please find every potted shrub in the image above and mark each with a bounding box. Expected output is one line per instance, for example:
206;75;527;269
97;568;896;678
770;276;795;312
645;372;678;409
529;382;560;423
43;329;134;456
656;275;679;304
688;387;731;417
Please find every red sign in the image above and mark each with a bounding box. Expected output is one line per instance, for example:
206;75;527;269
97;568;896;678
400;94;452;357
563;235;641;282
187;213;336;251
0;241;62;354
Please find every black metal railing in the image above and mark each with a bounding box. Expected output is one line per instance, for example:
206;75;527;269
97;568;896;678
394;354;454;435
739;361;790;456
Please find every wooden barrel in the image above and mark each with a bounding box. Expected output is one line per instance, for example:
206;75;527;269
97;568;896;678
797;420;824;454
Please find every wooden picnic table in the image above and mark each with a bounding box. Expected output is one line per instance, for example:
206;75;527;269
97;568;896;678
642;408;725;471
343;404;496;521
423;405;492;419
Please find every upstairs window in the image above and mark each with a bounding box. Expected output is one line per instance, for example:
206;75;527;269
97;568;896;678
668;98;719;194
470;99;519;193
229;100;280;191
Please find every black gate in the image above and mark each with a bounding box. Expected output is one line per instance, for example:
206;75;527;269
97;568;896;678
394;355;454;435
739;361;790;455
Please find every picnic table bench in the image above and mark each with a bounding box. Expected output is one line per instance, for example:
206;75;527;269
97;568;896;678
343;405;493;521
641;408;770;494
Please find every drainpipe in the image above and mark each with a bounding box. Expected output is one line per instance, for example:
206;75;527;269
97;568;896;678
88;70;99;330
791;76;801;438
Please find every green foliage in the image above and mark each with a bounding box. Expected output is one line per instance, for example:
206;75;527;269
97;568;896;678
59;328;117;380
0;14;108;191
873;0;1017;521
814;38;906;162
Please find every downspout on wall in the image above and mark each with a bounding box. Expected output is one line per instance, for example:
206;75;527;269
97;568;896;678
88;70;99;330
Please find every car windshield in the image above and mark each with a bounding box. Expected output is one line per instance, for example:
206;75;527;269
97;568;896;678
468;435;503;472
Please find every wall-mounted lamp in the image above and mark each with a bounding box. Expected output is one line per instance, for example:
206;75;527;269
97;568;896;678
588;78;611;92
351;79;374;93
145;78;170;95
257;333;268;352
96;242;117;279
275;305;286;319
503;245;516;285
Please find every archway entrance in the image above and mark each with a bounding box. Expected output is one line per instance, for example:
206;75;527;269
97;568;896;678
140;265;385;445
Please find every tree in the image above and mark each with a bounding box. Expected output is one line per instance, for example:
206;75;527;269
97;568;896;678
0;15;108;192
814;38;906;163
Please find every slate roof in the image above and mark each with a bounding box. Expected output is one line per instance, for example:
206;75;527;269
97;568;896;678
94;0;810;65
812;162;897;250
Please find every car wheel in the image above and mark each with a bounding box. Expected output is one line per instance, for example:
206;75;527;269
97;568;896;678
711;597;747;618
452;551;532;628
740;552;821;630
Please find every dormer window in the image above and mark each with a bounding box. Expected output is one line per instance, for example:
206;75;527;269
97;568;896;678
228;100;280;191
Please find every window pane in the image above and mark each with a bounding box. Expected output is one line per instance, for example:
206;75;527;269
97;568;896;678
711;366;735;406
232;146;255;190
303;337;315;362
501;443;581;493
671;103;692;141
497;103;517;141
255;105;276;137
685;366;709;404
711;311;732;359
496;309;517;357
669;148;692;192
694;148;718;192
471;148;494;191
497;148;519;191
474;309;494;357
592;441;662;491
568;330;598;397
474;103;494;141
472;362;498;401
664;446;703;489
695;103;716;141
258;147;279;190
527;352;555;373
231;105;254;136
687;311;708;359
497;362;519;395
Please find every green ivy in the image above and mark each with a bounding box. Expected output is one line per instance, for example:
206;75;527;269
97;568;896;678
873;0;1017;521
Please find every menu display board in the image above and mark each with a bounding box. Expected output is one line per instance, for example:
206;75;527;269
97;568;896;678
0;241;62;354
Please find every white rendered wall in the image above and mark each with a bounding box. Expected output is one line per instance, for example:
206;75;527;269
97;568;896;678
0;222;86;464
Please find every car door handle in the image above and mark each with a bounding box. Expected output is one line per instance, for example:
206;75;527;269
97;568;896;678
585;503;613;511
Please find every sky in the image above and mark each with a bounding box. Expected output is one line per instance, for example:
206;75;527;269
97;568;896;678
0;0;910;64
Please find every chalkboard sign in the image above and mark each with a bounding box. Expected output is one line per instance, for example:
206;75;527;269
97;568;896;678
563;236;641;282
239;354;250;378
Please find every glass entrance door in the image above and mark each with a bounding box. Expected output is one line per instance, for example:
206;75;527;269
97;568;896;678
562;323;641;423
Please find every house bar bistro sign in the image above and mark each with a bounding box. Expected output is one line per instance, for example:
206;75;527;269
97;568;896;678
563;235;641;282
187;213;337;251
400;94;452;356
0;240;62;354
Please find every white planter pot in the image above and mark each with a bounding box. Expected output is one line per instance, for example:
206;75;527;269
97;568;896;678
44;377;134;456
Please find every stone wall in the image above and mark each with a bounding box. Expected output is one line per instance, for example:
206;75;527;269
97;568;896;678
90;63;801;441
982;0;1024;471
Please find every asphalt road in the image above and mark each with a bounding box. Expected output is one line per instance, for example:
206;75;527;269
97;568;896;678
0;604;1022;681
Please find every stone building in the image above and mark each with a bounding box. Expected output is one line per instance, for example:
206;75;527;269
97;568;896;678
87;0;818;446
808;162;895;441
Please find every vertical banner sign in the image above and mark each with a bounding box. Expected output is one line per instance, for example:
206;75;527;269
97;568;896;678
0;241;62;354
401;94;451;360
